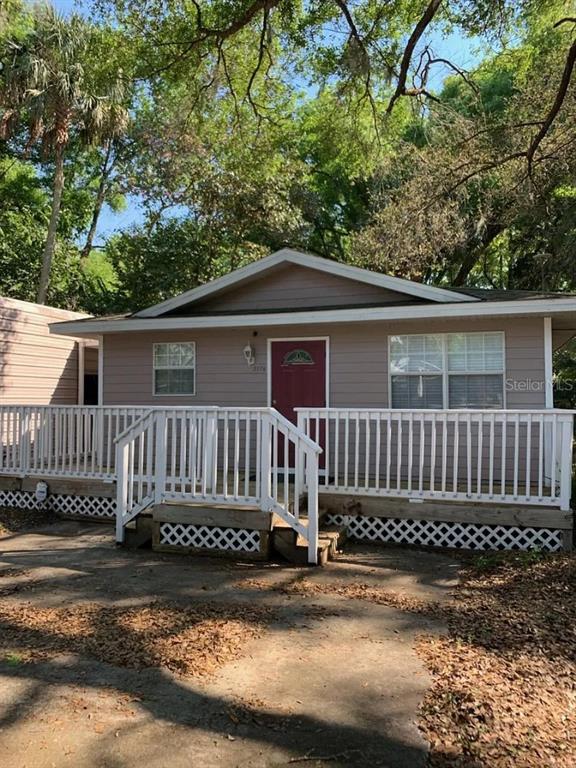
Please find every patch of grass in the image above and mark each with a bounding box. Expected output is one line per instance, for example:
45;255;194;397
473;548;547;573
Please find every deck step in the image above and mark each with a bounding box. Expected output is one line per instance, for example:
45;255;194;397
271;507;328;529
271;520;348;566
153;503;273;530
295;524;348;557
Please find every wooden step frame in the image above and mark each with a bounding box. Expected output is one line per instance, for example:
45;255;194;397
151;503;274;560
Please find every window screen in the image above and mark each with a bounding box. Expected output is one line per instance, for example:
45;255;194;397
153;342;196;395
390;333;504;408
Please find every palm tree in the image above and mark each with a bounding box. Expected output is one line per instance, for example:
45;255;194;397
0;7;128;303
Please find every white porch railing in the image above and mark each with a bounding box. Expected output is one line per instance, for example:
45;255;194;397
115;407;322;563
0;405;150;479
297;408;574;511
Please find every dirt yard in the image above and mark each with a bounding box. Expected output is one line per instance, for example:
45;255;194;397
0;517;457;768
418;551;576;768
0;514;573;768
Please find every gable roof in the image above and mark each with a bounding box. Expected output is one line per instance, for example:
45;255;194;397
134;248;478;318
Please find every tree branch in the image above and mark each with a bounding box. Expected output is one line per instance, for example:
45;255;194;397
145;0;282;77
245;7;270;123
334;0;380;142
386;0;443;114
526;37;576;177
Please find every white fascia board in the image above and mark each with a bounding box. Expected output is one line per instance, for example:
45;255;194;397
134;248;476;318
50;297;576;336
135;250;288;318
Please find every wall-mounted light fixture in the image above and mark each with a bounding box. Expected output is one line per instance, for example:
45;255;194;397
243;343;255;367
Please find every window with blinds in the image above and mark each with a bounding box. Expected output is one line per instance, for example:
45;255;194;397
153;342;196;395
389;332;505;409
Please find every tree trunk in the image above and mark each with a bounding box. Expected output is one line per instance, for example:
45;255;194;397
452;222;504;286
37;144;65;304
80;140;114;262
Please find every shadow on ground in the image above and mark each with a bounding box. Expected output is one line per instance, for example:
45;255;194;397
0;520;459;768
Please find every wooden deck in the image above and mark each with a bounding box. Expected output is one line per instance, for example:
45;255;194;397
0;405;573;560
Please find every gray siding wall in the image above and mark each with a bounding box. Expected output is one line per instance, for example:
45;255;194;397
102;316;547;409
0;296;86;405
189;264;419;313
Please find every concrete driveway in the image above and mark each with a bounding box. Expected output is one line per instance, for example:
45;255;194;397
0;521;458;768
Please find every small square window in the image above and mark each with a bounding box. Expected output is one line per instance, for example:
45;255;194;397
153;342;195;395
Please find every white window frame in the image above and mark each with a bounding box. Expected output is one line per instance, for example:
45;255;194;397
388;332;506;409
153;341;196;397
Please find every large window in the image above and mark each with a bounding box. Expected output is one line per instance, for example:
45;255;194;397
389;332;505;409
153;342;196;395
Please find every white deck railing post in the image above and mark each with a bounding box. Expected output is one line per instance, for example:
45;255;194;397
154;410;167;505
296;412;307;489
259;414;272;510
18;408;28;475
204;411;218;495
306;447;319;565
95;409;104;474
115;441;129;543
559;415;573;511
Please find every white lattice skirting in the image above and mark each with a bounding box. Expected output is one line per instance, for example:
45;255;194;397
0;489;115;519
326;514;564;552
160;522;260;553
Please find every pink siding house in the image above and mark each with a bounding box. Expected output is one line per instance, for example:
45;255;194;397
2;249;576;562
0;296;97;405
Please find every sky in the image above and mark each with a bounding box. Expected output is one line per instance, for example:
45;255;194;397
48;0;484;245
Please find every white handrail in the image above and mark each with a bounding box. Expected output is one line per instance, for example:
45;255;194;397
113;406;322;563
115;410;158;541
113;410;154;445
297;407;574;511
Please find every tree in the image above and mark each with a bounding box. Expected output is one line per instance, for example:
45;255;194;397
351;5;576;288
105;218;267;312
0;6;128;303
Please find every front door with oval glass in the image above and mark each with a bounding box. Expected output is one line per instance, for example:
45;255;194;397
270;338;327;466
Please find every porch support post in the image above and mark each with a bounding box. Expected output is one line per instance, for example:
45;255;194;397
77;341;85;405
544;317;553;408
97;335;104;406
543;317;554;486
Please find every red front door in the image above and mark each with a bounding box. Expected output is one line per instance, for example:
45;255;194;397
271;339;327;421
270;339;327;466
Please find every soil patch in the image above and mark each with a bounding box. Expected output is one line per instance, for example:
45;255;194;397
0;506;54;535
244;575;441;614
418;552;576;768
247;553;576;767
0;599;272;677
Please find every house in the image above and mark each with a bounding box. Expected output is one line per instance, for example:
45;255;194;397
0;295;98;405
1;249;575;562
